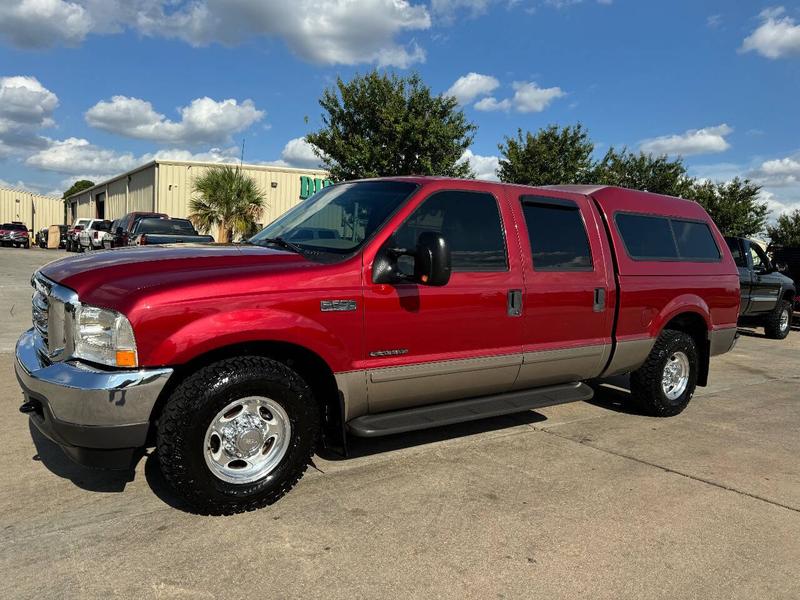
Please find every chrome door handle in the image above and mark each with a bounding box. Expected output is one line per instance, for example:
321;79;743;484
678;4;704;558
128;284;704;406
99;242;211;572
507;289;522;317
593;288;606;312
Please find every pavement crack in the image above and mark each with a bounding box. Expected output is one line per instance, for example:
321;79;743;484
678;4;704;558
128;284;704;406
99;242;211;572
534;426;800;515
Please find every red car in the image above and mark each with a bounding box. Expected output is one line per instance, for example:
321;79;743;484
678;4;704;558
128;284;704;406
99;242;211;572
16;178;739;514
0;222;30;248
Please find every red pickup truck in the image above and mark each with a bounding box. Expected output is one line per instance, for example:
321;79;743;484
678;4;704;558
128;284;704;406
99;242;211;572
16;178;740;514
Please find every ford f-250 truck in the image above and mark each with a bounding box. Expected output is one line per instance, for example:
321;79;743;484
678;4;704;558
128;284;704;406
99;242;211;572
15;178;740;514
724;236;795;339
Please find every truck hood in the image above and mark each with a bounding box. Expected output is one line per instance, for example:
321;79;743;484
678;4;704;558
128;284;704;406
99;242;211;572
40;244;317;305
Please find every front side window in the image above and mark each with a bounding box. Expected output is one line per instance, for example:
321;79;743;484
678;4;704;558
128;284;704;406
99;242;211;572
251;181;418;259
521;197;593;271
391;190;507;273
750;243;769;270
726;238;746;267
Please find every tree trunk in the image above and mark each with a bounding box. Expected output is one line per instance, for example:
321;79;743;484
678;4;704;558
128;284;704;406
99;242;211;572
217;222;231;244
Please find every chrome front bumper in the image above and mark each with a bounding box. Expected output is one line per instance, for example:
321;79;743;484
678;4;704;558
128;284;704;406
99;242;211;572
15;328;173;427
15;328;173;468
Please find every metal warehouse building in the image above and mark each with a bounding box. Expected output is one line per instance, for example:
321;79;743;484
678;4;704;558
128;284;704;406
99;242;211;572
67;160;331;232
0;187;65;230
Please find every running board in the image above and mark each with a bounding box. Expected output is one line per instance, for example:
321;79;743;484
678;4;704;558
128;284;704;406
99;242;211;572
347;382;593;438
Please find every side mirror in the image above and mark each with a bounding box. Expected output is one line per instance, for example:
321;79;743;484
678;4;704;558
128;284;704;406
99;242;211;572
413;232;451;286
372;232;452;287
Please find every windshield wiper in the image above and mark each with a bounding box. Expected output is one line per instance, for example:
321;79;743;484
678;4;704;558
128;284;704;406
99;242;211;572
259;236;319;256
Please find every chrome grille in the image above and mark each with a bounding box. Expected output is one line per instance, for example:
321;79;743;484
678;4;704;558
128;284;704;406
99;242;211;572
31;272;78;361
32;274;51;347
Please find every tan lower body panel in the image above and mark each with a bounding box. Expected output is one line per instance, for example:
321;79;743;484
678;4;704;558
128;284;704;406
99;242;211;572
709;326;738;356
366;354;522;413
512;344;610;390
601;337;656;377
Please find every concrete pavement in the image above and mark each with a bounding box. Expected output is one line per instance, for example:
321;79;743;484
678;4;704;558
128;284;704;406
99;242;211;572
1;248;799;599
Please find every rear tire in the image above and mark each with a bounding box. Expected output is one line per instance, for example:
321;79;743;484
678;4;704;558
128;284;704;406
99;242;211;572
630;329;698;417
764;300;792;340
157;356;320;515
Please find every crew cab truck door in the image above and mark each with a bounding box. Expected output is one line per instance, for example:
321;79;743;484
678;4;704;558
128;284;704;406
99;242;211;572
511;192;615;389
725;237;752;315
363;188;524;413
745;240;781;314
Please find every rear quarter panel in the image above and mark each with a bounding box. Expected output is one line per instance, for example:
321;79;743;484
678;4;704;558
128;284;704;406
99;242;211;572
591;187;740;340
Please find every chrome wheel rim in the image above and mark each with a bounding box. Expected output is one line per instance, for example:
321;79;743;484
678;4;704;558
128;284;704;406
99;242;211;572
780;308;790;332
203;396;291;484
661;351;690;401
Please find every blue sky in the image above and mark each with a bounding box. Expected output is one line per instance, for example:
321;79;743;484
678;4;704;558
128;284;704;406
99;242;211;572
0;0;798;218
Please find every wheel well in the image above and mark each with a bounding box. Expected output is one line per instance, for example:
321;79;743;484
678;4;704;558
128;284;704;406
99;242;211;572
663;312;710;386
149;341;344;452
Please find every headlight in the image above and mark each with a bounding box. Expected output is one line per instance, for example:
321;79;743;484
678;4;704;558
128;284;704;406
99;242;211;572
74;304;138;367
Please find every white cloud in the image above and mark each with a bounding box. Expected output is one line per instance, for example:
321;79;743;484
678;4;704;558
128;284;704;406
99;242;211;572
639;124;733;156
0;76;59;153
459;149;499;180
511;81;565;112
0;0;92;49
0;0;431;67
136;0;431;67
707;14;722;29
276;137;324;169
741;6;800;59
25;137;241;176
472;81;564;112
431;0;492;20
85;95;264;145
445;73;499;104
26;137;140;174
474;96;511;111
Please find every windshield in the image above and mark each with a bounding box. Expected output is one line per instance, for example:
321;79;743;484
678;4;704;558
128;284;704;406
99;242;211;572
250;180;418;258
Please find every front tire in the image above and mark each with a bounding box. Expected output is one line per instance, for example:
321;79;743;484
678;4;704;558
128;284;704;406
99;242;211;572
630;329;698;417
764;300;792;340
157;356;320;515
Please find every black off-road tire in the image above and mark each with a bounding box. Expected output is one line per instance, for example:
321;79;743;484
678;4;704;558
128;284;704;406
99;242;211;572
630;329;698;417
157;356;320;515
764;300;792;340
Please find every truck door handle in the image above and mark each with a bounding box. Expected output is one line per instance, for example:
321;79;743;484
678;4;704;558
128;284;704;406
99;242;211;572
593;288;606;312
507;289;523;317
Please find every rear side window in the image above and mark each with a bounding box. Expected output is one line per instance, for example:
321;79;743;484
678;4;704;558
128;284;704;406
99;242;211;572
521;197;593;271
672;220;719;260
392;190;507;273
615;213;720;262
615;214;677;259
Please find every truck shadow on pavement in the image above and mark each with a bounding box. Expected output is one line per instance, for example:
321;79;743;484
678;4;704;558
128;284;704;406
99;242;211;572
29;375;645;512
29;422;136;493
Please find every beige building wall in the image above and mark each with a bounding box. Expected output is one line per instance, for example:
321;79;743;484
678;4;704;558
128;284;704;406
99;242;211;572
67;160;330;233
0;187;65;230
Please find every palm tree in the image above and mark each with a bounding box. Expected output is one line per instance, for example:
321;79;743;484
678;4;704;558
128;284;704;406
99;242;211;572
189;165;266;243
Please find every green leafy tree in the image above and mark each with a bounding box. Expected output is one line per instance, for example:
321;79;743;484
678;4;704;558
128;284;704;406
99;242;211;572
497;124;594;186
62;179;95;199
591;148;694;197
767;209;800;246
690;177;767;237
306;71;476;180
62;179;94;221
189;165;266;243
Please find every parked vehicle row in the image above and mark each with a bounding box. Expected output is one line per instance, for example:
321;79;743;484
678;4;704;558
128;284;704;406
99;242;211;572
64;212;214;252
